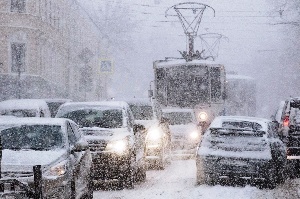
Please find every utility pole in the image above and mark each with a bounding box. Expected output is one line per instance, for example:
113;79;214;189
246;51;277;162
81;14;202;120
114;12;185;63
165;2;215;61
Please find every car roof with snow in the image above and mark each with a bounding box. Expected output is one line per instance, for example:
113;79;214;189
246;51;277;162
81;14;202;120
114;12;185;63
209;116;270;131
0;117;69;127
0;99;49;110
56;101;129;117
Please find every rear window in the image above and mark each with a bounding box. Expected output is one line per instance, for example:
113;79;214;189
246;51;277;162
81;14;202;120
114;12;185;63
163;112;194;125
129;105;153;120
0;109;36;117
222;121;262;130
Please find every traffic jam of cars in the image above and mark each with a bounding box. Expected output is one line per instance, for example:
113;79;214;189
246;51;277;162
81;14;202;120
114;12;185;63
0;97;299;198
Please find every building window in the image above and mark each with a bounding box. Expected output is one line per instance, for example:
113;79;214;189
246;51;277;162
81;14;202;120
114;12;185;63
11;0;26;13
11;43;26;73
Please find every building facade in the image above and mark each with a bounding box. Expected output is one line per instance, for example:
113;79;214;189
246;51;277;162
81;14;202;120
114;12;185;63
0;0;107;101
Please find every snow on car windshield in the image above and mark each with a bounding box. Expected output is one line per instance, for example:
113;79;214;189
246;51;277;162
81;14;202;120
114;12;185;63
1;109;36;117
1;125;63;150
60;108;123;128
163;112;193;125
130;105;153;120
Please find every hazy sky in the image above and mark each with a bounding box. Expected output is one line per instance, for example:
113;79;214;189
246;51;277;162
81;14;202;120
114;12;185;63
84;0;297;117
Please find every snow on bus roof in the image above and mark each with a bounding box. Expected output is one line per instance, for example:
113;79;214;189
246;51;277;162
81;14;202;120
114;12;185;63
209;116;270;131
0;99;48;110
227;74;255;80
154;59;223;68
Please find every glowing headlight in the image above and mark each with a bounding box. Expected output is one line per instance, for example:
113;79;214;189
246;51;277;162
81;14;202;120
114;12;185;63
48;162;67;176
106;139;128;154
190;131;199;140
198;112;208;121
147;128;163;141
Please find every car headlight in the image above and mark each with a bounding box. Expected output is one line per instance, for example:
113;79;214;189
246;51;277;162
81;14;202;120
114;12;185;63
46;161;68;177
190;131;200;140
106;139;128;154
147;128;163;141
198;112;208;121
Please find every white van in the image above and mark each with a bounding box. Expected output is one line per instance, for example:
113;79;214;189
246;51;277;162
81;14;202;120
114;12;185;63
0;99;51;118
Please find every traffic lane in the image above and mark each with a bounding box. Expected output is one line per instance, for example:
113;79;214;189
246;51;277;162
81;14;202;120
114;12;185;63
93;159;300;199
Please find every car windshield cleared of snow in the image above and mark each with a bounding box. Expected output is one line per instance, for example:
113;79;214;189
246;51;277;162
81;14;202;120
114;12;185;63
164;112;193;125
60;108;123;128
221;121;263;130
1;109;36;117
130;105;153;120
1;125;63;150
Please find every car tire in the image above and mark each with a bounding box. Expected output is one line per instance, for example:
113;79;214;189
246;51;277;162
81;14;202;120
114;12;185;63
136;165;146;182
263;164;276;189
81;173;93;199
119;161;135;189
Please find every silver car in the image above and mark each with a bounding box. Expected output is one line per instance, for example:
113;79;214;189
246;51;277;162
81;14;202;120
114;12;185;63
0;117;93;199
196;116;286;188
56;101;146;189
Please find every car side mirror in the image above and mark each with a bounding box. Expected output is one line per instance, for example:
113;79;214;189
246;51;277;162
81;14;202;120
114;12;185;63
72;141;89;153
133;124;146;134
272;121;279;130
148;89;154;98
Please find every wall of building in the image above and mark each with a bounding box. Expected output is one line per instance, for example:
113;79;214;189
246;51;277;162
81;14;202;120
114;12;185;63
0;0;107;101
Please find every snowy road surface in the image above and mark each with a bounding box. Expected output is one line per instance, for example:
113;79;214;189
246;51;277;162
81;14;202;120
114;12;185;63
93;159;300;199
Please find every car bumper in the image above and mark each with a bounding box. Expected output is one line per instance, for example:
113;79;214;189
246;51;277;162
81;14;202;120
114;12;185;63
196;156;271;179
172;139;198;156
91;152;131;180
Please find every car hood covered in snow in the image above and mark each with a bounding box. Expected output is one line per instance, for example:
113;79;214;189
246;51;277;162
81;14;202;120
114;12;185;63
1;149;67;173
169;123;198;137
80;127;131;142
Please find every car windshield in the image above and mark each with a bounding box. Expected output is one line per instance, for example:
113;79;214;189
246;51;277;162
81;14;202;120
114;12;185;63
129;105;153;120
1;109;36;117
163;112;193;125
47;102;65;117
1;125;63;150
60;108;123;128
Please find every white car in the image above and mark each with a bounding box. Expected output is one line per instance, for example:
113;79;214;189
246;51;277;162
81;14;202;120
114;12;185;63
162;108;201;158
127;99;171;170
56;101;146;189
196;116;286;188
0;99;51;118
0;117;92;198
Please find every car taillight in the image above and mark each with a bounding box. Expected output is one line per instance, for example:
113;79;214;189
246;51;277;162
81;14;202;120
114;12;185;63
283;116;289;127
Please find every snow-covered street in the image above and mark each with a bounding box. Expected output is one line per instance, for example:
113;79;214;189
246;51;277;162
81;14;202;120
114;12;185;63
93;159;300;199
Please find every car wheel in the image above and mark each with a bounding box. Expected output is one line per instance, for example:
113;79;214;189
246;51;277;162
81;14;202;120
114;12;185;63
136;165;146;182
263;164;277;189
81;173;93;199
196;168;206;185
119;162;135;189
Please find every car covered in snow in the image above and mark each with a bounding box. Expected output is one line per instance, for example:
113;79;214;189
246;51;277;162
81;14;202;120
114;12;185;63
56;101;146;189
127;98;171;169
43;98;72;117
0;99;51;118
196;116;286;188
273;97;300;175
162;108;201;158
0;117;93;198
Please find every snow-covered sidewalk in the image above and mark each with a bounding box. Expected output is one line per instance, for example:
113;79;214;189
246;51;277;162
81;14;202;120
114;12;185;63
93;159;300;199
